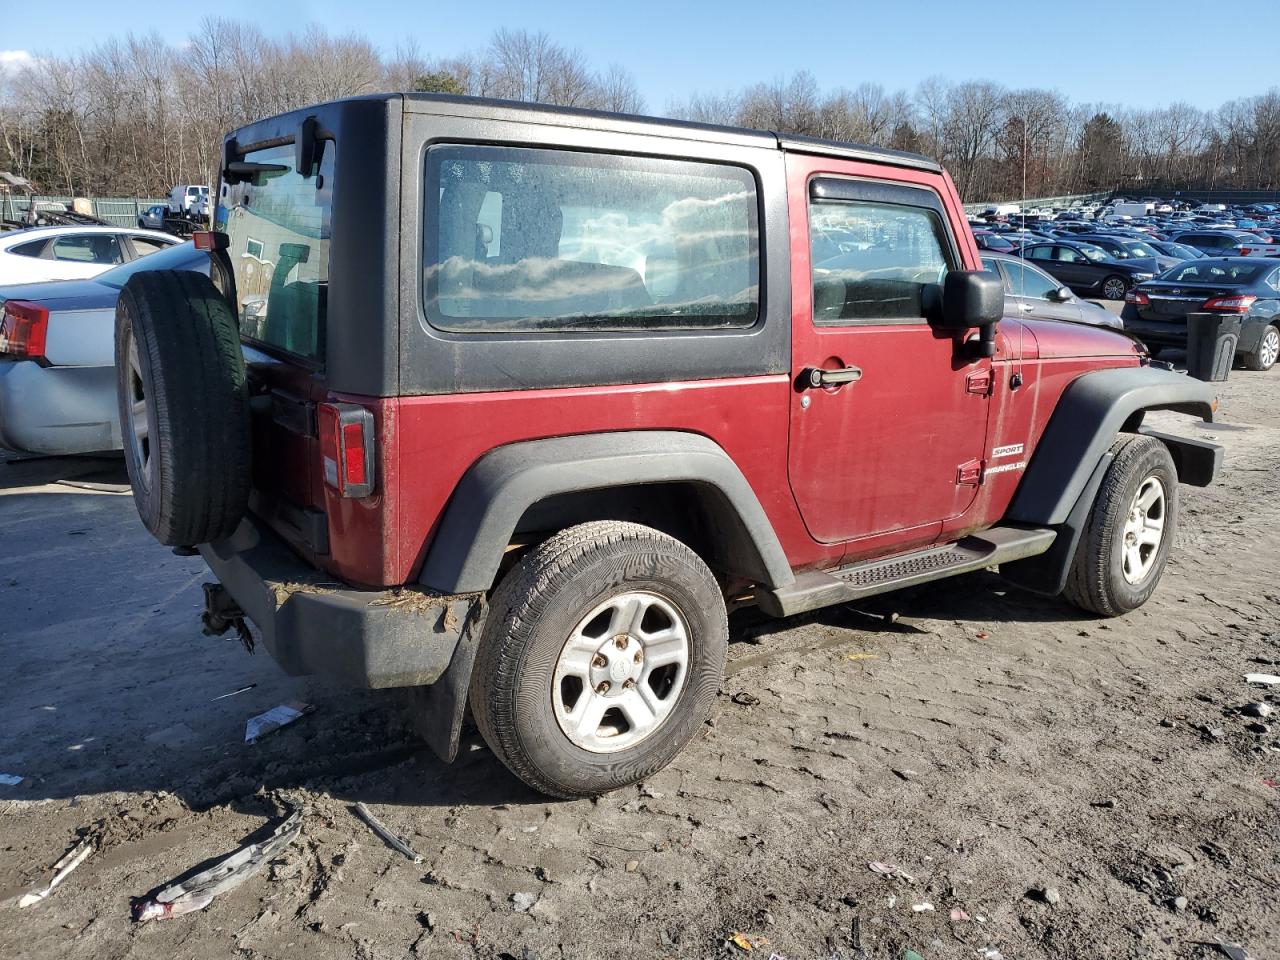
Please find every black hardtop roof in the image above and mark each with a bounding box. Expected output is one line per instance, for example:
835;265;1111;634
235;91;942;174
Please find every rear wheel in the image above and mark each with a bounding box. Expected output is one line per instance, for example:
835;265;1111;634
1244;323;1280;372
1101;275;1128;301
1063;435;1178;617
469;521;728;798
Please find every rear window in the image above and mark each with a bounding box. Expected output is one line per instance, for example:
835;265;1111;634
422;145;759;333
224;143;333;361
1159;261;1263;283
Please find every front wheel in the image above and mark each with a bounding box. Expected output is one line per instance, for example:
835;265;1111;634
1063;435;1178;616
1101;275;1129;301
1244;323;1280;372
469;521;728;798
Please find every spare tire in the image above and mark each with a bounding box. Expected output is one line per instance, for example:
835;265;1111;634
114;270;250;546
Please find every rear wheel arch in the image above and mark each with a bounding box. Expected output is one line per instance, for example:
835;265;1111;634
416;431;795;596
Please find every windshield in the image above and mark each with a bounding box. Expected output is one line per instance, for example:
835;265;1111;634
1077;243;1110;262
97;241;206;289
1122;241;1159;258
1158;261;1264;283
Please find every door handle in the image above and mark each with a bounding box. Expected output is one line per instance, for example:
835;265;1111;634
804;365;863;388
1018;302;1035;312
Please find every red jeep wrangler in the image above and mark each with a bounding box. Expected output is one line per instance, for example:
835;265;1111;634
115;94;1221;798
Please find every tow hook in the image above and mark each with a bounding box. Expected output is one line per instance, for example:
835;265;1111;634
201;583;255;654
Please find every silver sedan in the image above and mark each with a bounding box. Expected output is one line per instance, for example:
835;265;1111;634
0;242;210;456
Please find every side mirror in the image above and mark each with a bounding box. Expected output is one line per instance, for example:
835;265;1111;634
933;270;1004;332
931;270;1003;359
1052;286;1073;302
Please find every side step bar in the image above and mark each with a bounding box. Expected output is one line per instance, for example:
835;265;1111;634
758;525;1057;618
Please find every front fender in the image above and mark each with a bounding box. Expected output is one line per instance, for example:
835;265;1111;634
1007;366;1216;527
417;431;795;594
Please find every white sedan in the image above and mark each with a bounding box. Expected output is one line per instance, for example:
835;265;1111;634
0;242;210;456
0;225;180;285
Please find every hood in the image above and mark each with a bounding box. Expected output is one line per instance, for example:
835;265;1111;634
0;276;116;311
1019;318;1144;360
1102;256;1162;275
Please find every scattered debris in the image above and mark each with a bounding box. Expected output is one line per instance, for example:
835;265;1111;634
1244;673;1280;686
731;692;761;707
244;702;313;743
133;808;301;921
18;839;94;908
950;908;971;921
868;861;916;882
1196;941;1250;960
729;931;754;952
1199;725;1226;741
0;773;23;786
905;950;926;960
511;892;537;913
1027;885;1060;905
624;859;639;873
975;949;1004;960
1240;702;1273;718
1169;895;1188;912
353;802;424;864
1244;722;1270;734
211;683;257;702
892;769;919;782
1090;797;1117;809
843;652;878;662
911;901;934;913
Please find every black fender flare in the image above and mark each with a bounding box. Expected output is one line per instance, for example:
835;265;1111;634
1006;365;1217;528
417;430;795;595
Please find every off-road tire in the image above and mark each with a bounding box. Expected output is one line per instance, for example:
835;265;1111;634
115;270;250;546
1063;435;1178;617
469;521;728;798
1243;323;1280;372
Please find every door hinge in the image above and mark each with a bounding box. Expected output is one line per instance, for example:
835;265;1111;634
957;458;985;485
965;369;993;395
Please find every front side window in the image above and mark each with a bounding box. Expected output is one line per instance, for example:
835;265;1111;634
1026;245;1052;259
809;199;951;323
224;142;333;361
1005;260;1061;299
423;145;759;333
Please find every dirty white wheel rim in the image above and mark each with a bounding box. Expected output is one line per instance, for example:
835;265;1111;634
1121;476;1166;584
552;591;690;754
125;332;154;492
1260;327;1279;369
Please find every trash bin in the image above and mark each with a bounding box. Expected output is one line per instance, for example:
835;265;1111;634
1185;312;1241;382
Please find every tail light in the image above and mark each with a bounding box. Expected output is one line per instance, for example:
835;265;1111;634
1202;294;1257;313
318;402;375;498
1126;289;1150;306
0;300;50;363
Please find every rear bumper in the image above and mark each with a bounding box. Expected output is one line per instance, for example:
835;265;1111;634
0;360;120;455
199;514;481;689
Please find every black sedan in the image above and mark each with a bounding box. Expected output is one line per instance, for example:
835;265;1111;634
1020;240;1158;301
1124;257;1280;371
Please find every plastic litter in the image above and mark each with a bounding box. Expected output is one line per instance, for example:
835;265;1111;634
911;902;934;913
132;808;301;921
1244;673;1280;685
0;773;23;786
353;802;424;864
950;908;971;921
18;839;94;907
1197;942;1250;960
244;702;313;743
211;683;256;702
869;860;916;882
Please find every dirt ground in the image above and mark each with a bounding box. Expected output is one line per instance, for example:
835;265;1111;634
1;365;1277;960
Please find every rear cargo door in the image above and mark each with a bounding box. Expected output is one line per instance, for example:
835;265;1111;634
222;139;335;557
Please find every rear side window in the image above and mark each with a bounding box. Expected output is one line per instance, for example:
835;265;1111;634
423;145;760;333
224;143;333;361
51;234;123;265
809;199;951;323
10;239;46;258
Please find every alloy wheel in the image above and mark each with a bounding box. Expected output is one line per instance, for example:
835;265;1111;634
552;590;690;753
125;332;154;492
1120;476;1166;584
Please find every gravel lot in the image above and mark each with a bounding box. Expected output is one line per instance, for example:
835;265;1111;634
1;363;1277;960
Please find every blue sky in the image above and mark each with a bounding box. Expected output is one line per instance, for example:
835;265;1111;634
3;0;1277;112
